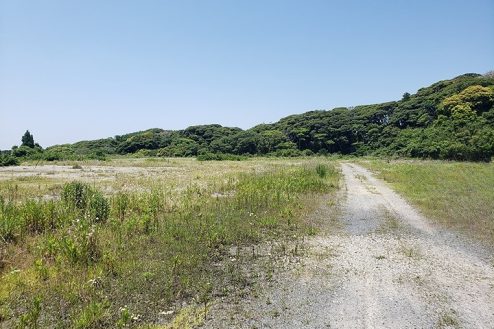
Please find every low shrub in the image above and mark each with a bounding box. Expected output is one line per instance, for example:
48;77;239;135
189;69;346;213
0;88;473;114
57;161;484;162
62;182;110;223
316;163;328;178
0;154;19;167
196;153;247;161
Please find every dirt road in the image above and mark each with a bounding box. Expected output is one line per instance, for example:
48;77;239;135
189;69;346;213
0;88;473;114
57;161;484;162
205;163;494;328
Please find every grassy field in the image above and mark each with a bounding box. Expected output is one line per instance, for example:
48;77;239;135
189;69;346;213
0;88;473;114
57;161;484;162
360;160;494;244
0;158;339;328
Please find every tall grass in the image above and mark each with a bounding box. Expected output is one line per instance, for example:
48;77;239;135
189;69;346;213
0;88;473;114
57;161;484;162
0;161;339;328
362;160;494;244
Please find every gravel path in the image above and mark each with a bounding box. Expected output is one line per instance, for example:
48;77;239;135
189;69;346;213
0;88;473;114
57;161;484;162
204;163;494;328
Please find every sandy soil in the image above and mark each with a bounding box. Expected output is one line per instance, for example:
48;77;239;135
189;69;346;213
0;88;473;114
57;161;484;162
0;159;305;196
204;163;494;328
0;164;181;182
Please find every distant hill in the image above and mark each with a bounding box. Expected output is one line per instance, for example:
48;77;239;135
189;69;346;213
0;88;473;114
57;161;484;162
4;72;494;164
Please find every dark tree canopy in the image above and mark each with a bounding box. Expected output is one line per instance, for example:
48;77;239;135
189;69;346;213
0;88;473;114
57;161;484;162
21;130;35;148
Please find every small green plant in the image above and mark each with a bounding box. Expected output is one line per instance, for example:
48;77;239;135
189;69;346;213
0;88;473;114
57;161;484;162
62;182;90;209
197;281;213;320
0;243;7;271
60;223;100;265
101;251;120;277
62;182;109;223
259;216;278;229
17;296;42;329
22;200;47;234
114;193;129;222
116;306;131;328
437;312;460;328
401;246;421;260
306;226;318;236
89;191;109;223
34;259;49;281
0;306;9;323
73;300;109;329
315;163;328;178
0;202;21;242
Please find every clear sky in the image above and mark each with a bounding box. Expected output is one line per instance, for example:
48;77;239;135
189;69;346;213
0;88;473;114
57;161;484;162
1;0;493;149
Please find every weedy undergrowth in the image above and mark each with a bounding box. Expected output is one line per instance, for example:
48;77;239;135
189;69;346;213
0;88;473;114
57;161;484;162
0;160;339;328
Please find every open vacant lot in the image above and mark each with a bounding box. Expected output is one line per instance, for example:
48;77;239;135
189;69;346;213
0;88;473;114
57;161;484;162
1;158;493;328
0;158;316;199
0;158;339;328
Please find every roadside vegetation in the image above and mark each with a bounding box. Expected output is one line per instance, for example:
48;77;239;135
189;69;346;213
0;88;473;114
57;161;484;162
0;158;339;328
361;160;494;244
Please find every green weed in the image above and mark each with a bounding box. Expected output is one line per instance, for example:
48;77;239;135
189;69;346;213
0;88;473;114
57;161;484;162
315;163;328;178
73;300;110;329
16;296;42;329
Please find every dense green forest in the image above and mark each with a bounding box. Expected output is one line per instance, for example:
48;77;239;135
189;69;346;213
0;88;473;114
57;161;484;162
2;72;494;165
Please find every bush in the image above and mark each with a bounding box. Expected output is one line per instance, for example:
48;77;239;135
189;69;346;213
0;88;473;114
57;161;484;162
315;164;328;178
89;191;110;223
133;149;157;157
0;198;69;242
43;151;62;161
0;199;21;242
62;182;90;210
60;222;101;265
11;145;41;158
303;149;315;156
0;154;19;167
22;200;48;234
270;149;304;157
62;182;109;223
196;153;247;161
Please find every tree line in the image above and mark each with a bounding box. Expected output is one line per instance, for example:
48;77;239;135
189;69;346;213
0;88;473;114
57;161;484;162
2;72;494;166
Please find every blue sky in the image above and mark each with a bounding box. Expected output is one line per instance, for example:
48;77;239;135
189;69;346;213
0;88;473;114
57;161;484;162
1;0;493;149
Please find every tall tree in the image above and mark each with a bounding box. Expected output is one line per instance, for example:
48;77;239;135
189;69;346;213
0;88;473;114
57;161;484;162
21;130;35;148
